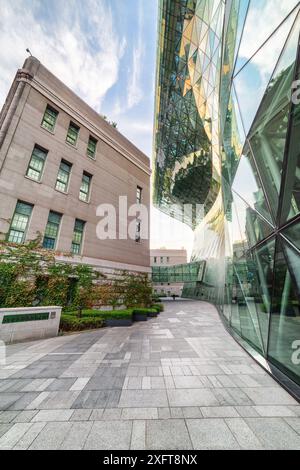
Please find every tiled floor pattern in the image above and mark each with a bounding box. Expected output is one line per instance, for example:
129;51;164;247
0;300;299;449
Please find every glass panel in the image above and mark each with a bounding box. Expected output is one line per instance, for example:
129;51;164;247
42;106;58;132
232;189;274;248
71;243;80;255
43;211;61;249
8;201;33;244
233;9;298;135
8;229;24;244
42;237;56;250
280;58;300;222
136;186;142;204
79;174;91;201
26;146;47;181
282;219;300;251
66;123;79;145
11;213;28;231
87;137;97;158
56;161;71;192
268;239;300;385
232;147;273;224
247;14;300;222
235;3;299;73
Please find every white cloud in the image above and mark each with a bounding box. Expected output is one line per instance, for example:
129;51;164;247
0;0;126;111
126;1;144;109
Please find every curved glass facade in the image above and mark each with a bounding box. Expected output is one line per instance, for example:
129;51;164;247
153;0;300;392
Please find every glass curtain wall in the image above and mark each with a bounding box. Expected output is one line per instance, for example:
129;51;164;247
153;0;300;390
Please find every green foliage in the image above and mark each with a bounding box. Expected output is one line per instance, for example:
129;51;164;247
152;303;164;312
0;237;103;309
132;307;157;315
112;272;153;308
60;315;104;332
63;309;133;320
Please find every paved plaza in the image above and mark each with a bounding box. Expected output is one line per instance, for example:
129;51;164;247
0;300;299;450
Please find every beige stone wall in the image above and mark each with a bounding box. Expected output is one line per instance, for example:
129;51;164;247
150;248;187;266
0;57;151;271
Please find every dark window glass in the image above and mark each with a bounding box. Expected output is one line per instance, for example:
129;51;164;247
66;122;80;146
55;160;72;192
8;201;33;244
43;211;62;250
87;136;97;158
26;145;48;181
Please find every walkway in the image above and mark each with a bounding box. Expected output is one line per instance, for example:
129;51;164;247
0;300;299;450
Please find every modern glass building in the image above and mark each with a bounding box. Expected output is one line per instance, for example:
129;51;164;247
153;0;300;397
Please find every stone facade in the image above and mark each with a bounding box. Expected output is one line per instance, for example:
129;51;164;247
0;57;151;275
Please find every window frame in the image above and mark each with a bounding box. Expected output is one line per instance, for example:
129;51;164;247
79;172;92;202
136;186;142;204
26;145;48;182
87;135;98;159
55;160;72;193
41;105;58;133
66;121;80;147
42;210;62;250
7;201;33;244
135;218;141;243
71;219;85;255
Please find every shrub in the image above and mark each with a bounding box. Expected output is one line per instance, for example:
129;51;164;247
65;309;132;320
132;307;157;315
152;303;164;312
59;314;104;332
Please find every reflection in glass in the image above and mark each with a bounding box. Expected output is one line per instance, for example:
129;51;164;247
268;239;300;385
280;68;300;222
247;14;300;222
282;219;300;251
233;9;298;135
232;148;273;224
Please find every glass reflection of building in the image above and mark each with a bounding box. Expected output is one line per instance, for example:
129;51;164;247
153;0;300;397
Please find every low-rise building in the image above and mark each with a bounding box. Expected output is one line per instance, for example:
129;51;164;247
150;248;187;296
0;57;151;277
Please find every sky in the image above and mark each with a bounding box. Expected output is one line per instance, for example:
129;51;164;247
0;0;298;259
0;0;193;254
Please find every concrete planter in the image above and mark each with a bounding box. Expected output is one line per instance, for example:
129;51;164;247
147;311;158;318
105;318;133;327
0;306;62;344
133;313;148;322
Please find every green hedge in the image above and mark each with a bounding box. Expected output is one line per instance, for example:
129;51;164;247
152;303;164;312
60;315;104;332
70;309;133;320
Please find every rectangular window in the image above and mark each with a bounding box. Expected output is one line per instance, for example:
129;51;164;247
43;211;62;250
41;105;58;132
8;201;33;244
87;136;97;159
55;160;72;193
154;257;157;264
167;257;170;263
79;172;92;202
66;122;80;146
136;186;142;204
160;257;164;264
26;145;48;181
71;219;85;254
135;219;141;243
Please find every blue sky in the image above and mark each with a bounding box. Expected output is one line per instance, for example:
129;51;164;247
0;0;297;257
0;0;158;157
0;0;193;254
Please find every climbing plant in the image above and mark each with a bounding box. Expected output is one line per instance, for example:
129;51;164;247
0;236;103;309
